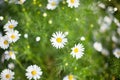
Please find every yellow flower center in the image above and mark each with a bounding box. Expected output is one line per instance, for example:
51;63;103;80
56;37;62;43
9;25;14;29
4;40;8;45
117;52;120;55
31;70;37;76
70;0;75;3
6;74;10;79
20;0;23;4
51;2;56;6
9;51;13;56
74;48;79;53
11;34;16;39
68;75;73;80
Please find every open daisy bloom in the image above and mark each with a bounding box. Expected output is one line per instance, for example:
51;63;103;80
70;43;84;59
66;0;80;8
0;69;14;80
0;36;10;49
46;0;59;10
63;74;76;80
113;48;120;58
4;50;16;60
4;19;18;32
50;31;68;49
26;65;42;80
6;30;21;43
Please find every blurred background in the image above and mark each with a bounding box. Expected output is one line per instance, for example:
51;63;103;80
0;0;120;80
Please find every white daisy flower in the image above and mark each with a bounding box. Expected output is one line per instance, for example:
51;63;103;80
26;65;42;80
8;63;15;70
0;69;14;80
16;0;26;4
113;48;120;58
93;42;102;52
66;0;80;8
6;30;21;43
70;43;84;59
4;20;18;32
63;74;76;80
0;36;10;49
50;31;68;49
4;50;16;60
46;0;59;10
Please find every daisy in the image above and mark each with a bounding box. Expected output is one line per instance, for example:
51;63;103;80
16;0;26;4
8;63;15;70
113;48;120;58
0;36;10;49
70;43;84;59
63;74;76;80
4;19;18;32
4;50;16;60
0;69;14;80
6;30;21;43
46;0;59;10
93;42;102;52
50;31;68;49
66;0;80;8
26;65;42;80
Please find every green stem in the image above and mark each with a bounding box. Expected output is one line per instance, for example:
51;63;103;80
15;59;25;70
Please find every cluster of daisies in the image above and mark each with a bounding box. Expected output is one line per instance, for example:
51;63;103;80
1;67;76;80
8;0;80;9
46;0;80;10
0;19;20;62
0;19;20;49
50;31;85;59
1;65;42;80
93;2;120;58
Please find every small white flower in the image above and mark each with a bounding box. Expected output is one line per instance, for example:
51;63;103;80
0;16;4;20
16;0;26;4
63;74;76;80
0;36;10;49
36;37;40;42
80;36;85;41
6;30;21;43
66;0;80;8
4;20;18;32
70;43;84;59
46;0;59;10
114;7;118;12
26;65;42;80
8;63;15;70
50;31;68;49
43;13;47;17
24;33;28;38
0;69;14;80
64;32;69;36
48;20;52;24
98;2;106;9
113;48;120;58
4;50;16;60
113;17;120;27
93;42;102;52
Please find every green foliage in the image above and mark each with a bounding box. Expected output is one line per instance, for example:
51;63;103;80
0;0;120;80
